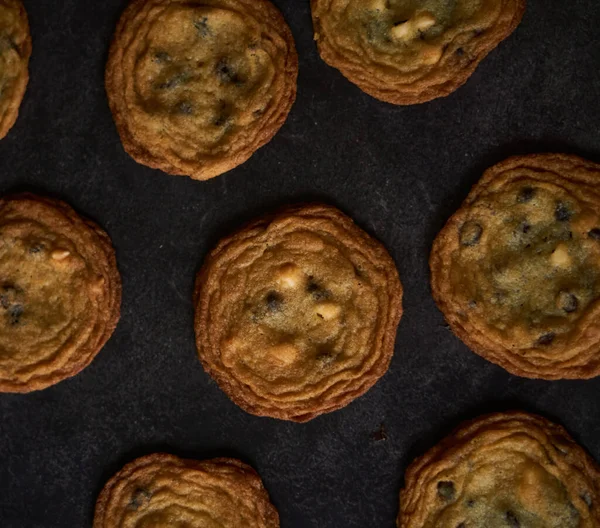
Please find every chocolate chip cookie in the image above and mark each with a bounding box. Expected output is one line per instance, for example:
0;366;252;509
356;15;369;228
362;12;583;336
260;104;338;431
94;454;279;528
194;204;403;422
399;412;600;528
311;0;525;105
0;0;31;139
0;194;121;392
106;0;298;180
431;154;600;379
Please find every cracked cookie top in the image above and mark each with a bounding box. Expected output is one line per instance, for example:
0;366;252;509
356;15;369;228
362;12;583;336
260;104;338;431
311;0;525;104
194;204;403;421
106;0;298;180
431;154;600;379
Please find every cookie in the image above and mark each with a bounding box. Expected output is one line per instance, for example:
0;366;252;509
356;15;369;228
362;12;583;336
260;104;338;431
106;0;298;181
194;204;403;422
0;0;31;139
311;0;525;105
430;154;600;379
0;194;121;392
94;454;279;528
399;411;600;528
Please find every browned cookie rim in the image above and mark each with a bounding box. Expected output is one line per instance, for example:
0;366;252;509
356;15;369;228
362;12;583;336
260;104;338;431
93;453;280;528
194;203;403;422
430;153;600;380
105;0;298;180
0;193;122;392
310;0;525;105
0;0;32;139
398;411;600;528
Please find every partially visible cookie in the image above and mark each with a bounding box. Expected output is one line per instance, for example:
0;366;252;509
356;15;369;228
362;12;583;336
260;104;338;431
106;0;298;181
0;194;121;392
311;0;525;105
399;412;600;528
431;154;600;379
94;454;279;528
0;0;31;139
194;204;403;422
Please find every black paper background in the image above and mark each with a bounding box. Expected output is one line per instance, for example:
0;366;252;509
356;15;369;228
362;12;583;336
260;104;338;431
0;1;599;526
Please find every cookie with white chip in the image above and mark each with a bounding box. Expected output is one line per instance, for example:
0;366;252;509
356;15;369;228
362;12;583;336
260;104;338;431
194;204;403;421
430;154;600;379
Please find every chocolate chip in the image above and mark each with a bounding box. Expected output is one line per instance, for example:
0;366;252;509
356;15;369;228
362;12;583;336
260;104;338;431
555;202;573;222
456;524;466;528
8;304;23;325
581;491;593;508
316;350;335;366
467;499;475;507
266;292;283;312
468;300;477;308
155;72;189;90
215;58;241;85
153;51;171;63
194;16;210;37
456;48;464;56
128;488;151;510
517;187;535;203
437;481;455;501
459;222;483;246
557;291;578;313
307;280;330;301
588;228;600;240
537;332;555;345
520;221;531;234
29;244;44;254
505;511;520;527
175;101;193;115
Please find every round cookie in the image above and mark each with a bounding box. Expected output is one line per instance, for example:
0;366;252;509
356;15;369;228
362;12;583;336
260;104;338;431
0;194;121;392
399;412;600;528
106;0;298;181
311;0;525;105
0;0;31;139
431;154;600;379
94;454;279;528
194;204;403;422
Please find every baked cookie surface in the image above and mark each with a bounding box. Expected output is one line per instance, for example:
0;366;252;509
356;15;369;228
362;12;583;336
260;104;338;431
0;194;121;392
431;154;600;379
311;0;525;105
94;454;279;528
0;0;31;139
194;204;403;422
106;0;298;181
399;412;600;528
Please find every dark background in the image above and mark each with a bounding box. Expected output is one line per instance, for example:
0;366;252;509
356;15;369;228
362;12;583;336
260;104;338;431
1;0;599;526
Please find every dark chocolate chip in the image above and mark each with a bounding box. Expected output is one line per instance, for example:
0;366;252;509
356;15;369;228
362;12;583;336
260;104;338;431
155;72;189;90
505;511;520;528
581;491;593;508
8;304;23;325
215;58;241;85
175;101;193;115
517;187;535;203
474;28;484;36
456;47;464;56
588;228;600;240
467;499;475;507
537;332;555;345
194;17;210;37
29;244;44;254
557;291;578;313
153;51;171;63
371;423;387;442
437;481;455;501
555;202;573;222
459;222;483;246
128;488;151;510
266;292;283;312
468;300;477;309
520;221;531;234
307;280;330;301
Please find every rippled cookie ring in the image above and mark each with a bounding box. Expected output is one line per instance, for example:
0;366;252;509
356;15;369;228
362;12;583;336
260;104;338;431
0;194;121;392
0;0;31;139
311;0;525;105
194;204;403;422
399;412;600;528
106;0;298;181
94;454;279;527
431;154;600;379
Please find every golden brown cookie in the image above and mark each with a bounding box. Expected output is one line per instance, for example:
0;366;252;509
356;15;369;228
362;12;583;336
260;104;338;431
0;0;31;139
430;154;600;379
311;0;525;105
194;204;403;422
94;454;279;528
106;0;298;181
399;412;600;528
0;194;121;392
